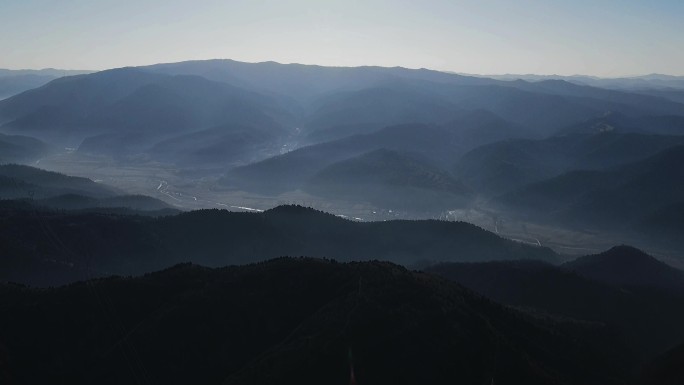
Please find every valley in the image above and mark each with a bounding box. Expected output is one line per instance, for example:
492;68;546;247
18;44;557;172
32;146;672;267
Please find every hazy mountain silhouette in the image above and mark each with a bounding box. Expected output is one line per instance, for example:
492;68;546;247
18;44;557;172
147;123;283;166
0;165;175;216
143;60;684;124
2;60;682;167
0;258;630;385
481;73;684;91
0;74;60;101
143;59;497;104
0;68;91;78
223;123;464;194
0;68;91;100
456;131;684;195
301;81;467;140
634;202;684;249
301;79;662;139
636;88;684;104
499;145;684;229
225;114;528;196
0;132;51;164
0;68;294;149
305;149;472;211
505;79;684;117
558;112;684;136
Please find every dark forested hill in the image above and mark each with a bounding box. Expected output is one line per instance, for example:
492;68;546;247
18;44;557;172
426;248;684;362
0;258;630;385
563;245;684;291
640;343;684;385
0;204;556;286
0;164;119;199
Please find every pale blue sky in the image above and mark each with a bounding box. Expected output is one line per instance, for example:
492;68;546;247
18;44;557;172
1;0;683;76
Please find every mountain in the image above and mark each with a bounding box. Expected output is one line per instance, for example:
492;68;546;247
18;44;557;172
0;68;91;78
0;132;51;164
223;123;460;195
3;60;683;170
640;343;684;385
0;68;91;100
501;79;684;117
0;68;294;150
0;74;61;101
558;112;684;136
36;193;175;212
305;149;472;211
634;202;684;249
224;115;529;196
456;131;684;195
0;164;119;200
301;80;467;141
301;79;656;139
0;258;631;385
480;73;684;91
563;245;684;292
635;88;684;104
0;204;557;286
426;249;684;360
142;65;677;149
0;68;165;132
143;59;497;104
146;123;280;167
0;165;174;215
499;145;684;229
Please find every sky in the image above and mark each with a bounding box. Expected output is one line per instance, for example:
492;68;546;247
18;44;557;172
1;0;683;77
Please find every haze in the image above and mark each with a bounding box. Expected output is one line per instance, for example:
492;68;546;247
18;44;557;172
2;0;684;77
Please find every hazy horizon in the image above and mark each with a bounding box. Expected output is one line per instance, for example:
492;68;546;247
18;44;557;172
2;58;684;79
2;0;684;77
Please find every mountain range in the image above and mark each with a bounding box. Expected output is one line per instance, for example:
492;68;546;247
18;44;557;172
0;201;556;287
2;59;683;158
